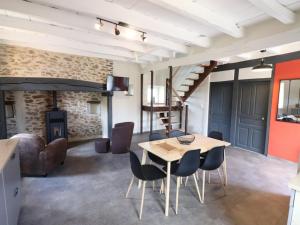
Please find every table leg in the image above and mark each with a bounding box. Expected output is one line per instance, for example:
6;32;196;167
165;161;171;216
223;149;228;186
138;149;147;189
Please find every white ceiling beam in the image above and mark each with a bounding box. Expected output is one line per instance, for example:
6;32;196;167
0;13;147;53
20;0;210;47
0;0;189;54
248;0;295;24
0;28;137;59
148;0;243;38
143;10;300;71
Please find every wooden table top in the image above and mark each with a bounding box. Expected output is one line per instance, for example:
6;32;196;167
138;134;231;162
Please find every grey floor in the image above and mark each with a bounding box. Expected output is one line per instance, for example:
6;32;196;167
18;133;298;225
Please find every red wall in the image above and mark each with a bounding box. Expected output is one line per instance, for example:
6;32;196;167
268;59;300;162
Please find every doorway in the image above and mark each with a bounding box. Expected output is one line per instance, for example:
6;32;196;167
208;80;270;154
208;82;233;142
235;80;270;154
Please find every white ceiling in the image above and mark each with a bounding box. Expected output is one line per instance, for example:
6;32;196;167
0;0;300;66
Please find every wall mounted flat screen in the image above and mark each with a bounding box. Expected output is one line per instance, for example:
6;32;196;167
277;79;300;123
106;75;129;91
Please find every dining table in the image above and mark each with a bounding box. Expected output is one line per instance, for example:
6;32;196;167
138;133;231;216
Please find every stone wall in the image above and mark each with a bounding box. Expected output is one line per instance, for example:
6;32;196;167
1;44;112;140
0;44;112;83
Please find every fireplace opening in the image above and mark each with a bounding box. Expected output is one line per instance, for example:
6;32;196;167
46;91;68;143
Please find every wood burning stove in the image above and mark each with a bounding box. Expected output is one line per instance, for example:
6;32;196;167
46;91;67;143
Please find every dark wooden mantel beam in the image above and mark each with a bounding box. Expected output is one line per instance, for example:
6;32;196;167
0;91;7;139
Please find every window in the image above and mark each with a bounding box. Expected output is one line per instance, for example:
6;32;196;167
87;101;101;115
5;101;15;118
147;85;165;104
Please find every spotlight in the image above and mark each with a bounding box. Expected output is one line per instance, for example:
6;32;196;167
115;25;120;36
141;32;147;42
94;18;103;30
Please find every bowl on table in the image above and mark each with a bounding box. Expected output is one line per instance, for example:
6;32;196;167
177;135;195;145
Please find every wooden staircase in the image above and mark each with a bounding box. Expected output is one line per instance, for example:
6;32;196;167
179;60;217;102
158;60;217;133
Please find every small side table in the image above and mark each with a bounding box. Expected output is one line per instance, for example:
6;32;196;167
95;138;110;153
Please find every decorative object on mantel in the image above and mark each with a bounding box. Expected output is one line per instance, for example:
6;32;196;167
125;84;134;96
177;134;195;145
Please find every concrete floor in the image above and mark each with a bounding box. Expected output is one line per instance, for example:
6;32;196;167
18;133;298;225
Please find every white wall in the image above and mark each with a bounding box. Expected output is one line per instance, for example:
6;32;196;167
210;70;234;82
112;61;141;134
101;61;141;137
187;76;210;135
239;67;272;80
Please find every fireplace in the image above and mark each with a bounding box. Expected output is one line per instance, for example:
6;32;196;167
45;91;68;143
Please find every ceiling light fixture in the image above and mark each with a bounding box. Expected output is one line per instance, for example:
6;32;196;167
252;50;273;72
114;24;120;36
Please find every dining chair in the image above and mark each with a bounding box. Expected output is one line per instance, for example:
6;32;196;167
199;146;225;203
205;131;224;183
186;131;224;186
126;151;166;220
163;149;202;214
208;131;223;140
169;129;186;138
148;133;167;166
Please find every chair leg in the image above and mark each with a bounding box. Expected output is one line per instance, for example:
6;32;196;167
126;176;134;198
152;180;155;191
185;176;189;186
196;171;199;180
202;171;206;203
208;172;211;184
139;181;146;220
217;168;226;195
176;177;180;214
193;173;202;203
180;177;183;185
160;179;165;194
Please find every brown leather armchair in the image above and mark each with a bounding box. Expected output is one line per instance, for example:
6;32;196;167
111;122;134;154
11;133;68;176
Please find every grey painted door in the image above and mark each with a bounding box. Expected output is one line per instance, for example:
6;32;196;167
235;81;270;154
208;82;233;142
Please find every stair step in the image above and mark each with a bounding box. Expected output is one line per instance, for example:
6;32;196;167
181;84;191;86
161;122;180;125
186;78;198;81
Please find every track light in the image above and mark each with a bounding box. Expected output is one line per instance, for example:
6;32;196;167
96;17;147;40
115;25;120;36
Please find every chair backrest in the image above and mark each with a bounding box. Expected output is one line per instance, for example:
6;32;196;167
208;131;223;141
129;151;144;180
111;123;134;154
200;146;225;171
149;133;165;141
169;130;185;138
115;122;134;128
174;149;200;177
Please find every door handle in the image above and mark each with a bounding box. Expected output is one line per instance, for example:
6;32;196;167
14;187;19;197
